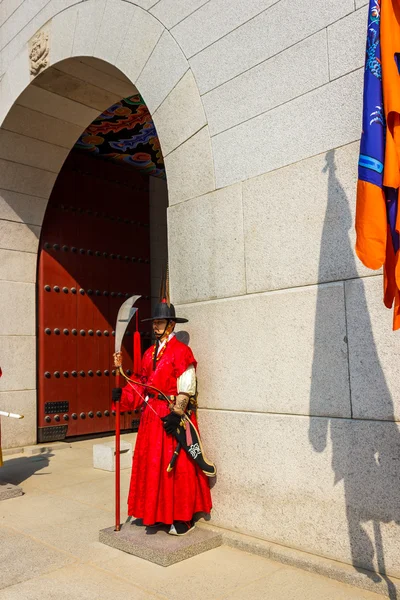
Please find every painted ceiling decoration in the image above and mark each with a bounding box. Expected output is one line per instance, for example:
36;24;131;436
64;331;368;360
74;94;166;179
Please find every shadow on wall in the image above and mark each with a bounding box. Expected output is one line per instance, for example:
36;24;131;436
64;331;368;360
175;331;190;346
309;150;400;600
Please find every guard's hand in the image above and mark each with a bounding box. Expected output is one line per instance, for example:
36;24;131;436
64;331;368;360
113;351;122;368
112;387;122;402
161;412;181;435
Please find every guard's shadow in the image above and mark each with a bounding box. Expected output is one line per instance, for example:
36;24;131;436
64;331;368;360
129;517;170;535
0;450;53;487
309;150;400;599
175;330;190;346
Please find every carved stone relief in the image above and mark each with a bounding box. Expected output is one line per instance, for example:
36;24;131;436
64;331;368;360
29;29;50;78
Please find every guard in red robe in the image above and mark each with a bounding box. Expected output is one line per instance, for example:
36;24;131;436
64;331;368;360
113;302;212;536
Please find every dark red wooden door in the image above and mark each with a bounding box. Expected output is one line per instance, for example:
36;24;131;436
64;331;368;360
37;151;152;442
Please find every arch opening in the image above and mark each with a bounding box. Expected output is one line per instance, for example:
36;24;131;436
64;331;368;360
0;56;169;444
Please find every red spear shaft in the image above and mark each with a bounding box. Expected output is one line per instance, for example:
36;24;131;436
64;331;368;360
115;367;121;532
112;294;141;533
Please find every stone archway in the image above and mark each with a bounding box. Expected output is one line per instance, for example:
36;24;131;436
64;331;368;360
0;0;215;449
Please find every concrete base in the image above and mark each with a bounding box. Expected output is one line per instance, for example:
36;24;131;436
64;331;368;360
93;441;133;472
99;519;222;566
0;482;23;501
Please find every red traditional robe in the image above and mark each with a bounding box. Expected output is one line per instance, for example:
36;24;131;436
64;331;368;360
120;336;212;525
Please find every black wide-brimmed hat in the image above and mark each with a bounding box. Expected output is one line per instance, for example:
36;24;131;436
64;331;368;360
142;301;188;323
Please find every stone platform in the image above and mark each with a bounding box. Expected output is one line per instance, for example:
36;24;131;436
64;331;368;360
0;483;23;501
99;519;222;566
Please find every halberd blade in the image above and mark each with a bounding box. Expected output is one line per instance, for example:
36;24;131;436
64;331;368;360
115;295;141;353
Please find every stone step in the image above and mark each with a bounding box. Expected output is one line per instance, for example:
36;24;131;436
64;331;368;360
0;483;23;501
99;519;222;566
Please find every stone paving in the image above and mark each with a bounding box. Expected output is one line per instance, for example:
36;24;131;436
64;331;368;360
0;435;384;600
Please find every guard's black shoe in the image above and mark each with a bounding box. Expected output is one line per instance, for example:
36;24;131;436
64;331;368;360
168;520;195;536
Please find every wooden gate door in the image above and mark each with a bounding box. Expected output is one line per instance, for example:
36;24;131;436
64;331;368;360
37;151;152;442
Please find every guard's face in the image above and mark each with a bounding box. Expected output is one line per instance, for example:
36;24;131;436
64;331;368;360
153;319;169;338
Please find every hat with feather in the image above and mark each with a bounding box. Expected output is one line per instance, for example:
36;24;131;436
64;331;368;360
141;267;188;323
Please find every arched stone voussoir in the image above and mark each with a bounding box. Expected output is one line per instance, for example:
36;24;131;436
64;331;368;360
0;47;30;127
152;70;207;158
164;125;216;206
48;0;184;112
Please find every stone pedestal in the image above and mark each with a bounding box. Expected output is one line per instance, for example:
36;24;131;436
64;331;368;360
93;441;132;471
0;482;23;501
99;520;222;566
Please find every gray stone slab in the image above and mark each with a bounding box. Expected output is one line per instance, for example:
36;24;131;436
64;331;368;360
172;0;277;58
0;562;154;600
0;282;35;335
0;249;36;284
164;126;215;205
136;30;188;114
212;68;363;188
0;526;76;590
0;220;40;253
94;543;280;600
94;0;138;66
203;29;329;136
0;157;56;199
0;0;48;50
197;409;400;578
153;70;206;156
168;183;246;303
100;521;222;566
72;0;107;57
345;276;400;421
189;0;354;94
114;7;164;86
52;59;135;102
0;46;30;125
49;3;78;65
242;143;371;292
0;336;35;392
2;104;84;150
175;283;350;417
0;483;23;500
0;129;69;174
328;6;368;80
0;1;25;28
0;390;36;449
0;186;47;226
32;68;121;113
225;565;385;599
16;84;100;129
14;0;79;56
133;0;159;8
200;523;399;598
150;0;209;29
77;57;132;83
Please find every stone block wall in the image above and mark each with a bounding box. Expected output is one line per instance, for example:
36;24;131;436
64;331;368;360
165;0;400;578
2;0;399;579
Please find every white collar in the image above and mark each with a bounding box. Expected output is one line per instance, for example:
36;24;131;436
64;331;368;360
157;332;175;355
